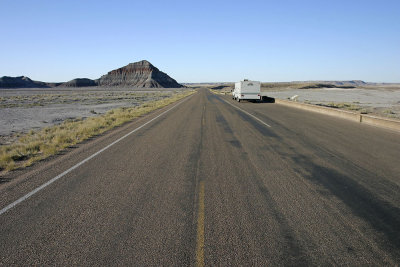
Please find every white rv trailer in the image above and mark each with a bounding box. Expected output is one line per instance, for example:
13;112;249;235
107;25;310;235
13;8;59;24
232;80;261;102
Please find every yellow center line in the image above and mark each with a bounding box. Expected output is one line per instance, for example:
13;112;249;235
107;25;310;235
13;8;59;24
196;181;205;267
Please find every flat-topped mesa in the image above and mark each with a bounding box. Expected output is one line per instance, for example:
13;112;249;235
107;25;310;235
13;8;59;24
97;60;183;88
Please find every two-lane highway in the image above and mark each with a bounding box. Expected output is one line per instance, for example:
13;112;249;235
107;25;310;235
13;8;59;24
1;88;399;265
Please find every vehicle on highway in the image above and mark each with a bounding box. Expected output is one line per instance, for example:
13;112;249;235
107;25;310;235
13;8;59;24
231;80;275;103
232;79;261;102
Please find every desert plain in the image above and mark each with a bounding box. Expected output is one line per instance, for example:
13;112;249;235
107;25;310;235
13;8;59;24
0;87;186;145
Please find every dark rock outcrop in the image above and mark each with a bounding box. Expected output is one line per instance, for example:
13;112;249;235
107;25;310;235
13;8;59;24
0;76;51;88
61;78;97;87
97;60;183;88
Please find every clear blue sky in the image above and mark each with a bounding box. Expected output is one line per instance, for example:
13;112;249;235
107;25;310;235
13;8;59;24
1;0;399;83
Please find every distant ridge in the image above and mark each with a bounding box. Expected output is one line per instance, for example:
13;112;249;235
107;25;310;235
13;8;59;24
0;60;183;88
290;80;368;86
0;76;53;88
62;78;97;87
97;60;183;88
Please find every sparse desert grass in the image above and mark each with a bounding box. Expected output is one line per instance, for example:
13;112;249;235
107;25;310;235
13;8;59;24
0;91;172;108
317;102;376;115
319;102;362;111
0;90;195;172
381;109;398;118
383;109;396;114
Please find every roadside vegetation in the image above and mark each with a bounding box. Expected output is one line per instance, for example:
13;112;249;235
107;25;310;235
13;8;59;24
316;102;371;114
318;102;362;111
0;91;171;108
0;90;195;172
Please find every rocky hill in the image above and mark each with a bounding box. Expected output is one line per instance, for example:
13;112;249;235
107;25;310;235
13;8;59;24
61;78;97;87
97;60;183;88
0;76;52;88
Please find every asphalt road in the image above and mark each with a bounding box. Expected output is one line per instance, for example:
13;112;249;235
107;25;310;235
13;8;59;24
0;88;399;266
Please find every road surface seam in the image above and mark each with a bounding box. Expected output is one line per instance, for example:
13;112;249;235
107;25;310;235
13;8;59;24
222;99;272;128
0;94;195;216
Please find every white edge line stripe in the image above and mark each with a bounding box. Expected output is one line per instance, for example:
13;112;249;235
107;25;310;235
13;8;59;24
0;94;194;216
222;99;272;128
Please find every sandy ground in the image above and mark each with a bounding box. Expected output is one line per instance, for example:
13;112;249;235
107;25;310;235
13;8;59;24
213;85;400;119
0;88;185;145
259;87;400;119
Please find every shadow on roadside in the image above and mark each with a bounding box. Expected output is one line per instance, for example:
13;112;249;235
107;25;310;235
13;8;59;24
261;96;275;103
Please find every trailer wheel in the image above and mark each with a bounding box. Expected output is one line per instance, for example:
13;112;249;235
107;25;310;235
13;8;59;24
237;98;241;102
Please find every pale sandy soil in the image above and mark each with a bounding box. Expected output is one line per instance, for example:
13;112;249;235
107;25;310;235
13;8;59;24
262;88;400;119
0;88;185;145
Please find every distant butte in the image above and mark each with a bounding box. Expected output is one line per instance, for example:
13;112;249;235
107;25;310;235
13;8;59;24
97;60;183;88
